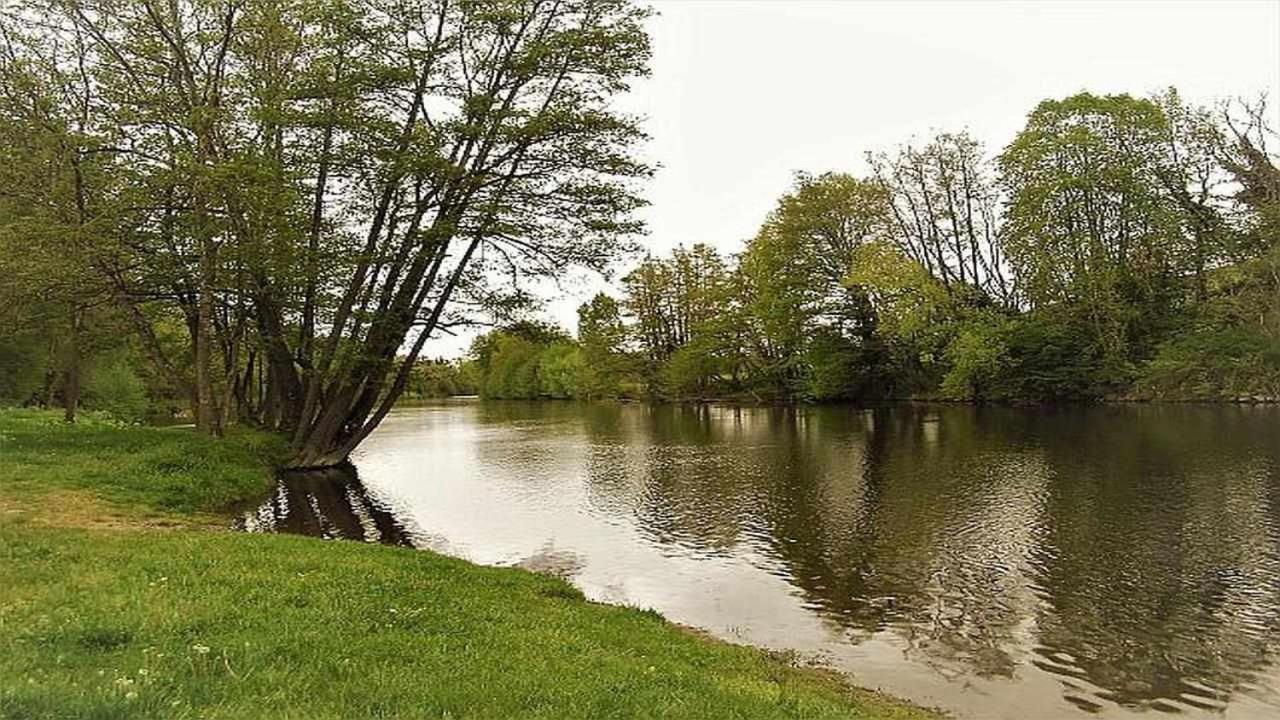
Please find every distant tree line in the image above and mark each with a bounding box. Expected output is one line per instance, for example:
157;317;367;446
471;91;1280;403
402;357;478;400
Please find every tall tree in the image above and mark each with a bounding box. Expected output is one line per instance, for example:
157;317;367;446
998;93;1187;359
576;291;628;396
1207;96;1280;339
1150;89;1242;301
737;173;889;394
621;244;727;364
871;131;1013;305
8;0;653;466
0;14;124;421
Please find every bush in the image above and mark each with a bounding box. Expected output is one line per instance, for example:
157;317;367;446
475;332;586;400
405;359;477;398
481;334;541;398
661;341;722;398
537;343;583;398
0;335;46;405
994;309;1130;401
83;355;150;421
1137;325;1280;400
803;328;886;401
940;314;1011;400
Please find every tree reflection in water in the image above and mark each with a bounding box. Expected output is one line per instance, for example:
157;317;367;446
239;465;413;546
570;403;1280;714
237;402;1280;717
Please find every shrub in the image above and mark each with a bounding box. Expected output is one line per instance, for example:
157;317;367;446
83;356;150;421
995;309;1130;401
0;335;46;406
1137;325;1280;400
536;343;583;399
940;314;1011;400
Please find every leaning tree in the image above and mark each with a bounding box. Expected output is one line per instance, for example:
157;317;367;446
3;0;652;466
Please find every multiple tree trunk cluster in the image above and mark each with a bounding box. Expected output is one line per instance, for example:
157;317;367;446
0;0;650;466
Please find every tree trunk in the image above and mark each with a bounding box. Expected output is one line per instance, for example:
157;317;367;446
254;284;304;431
195;240;222;437
63;310;82;423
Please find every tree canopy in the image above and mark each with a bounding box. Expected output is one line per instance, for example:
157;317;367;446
465;93;1280;404
0;0;652;465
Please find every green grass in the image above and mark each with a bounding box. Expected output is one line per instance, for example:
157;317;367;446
0;409;286;518
0;409;938;719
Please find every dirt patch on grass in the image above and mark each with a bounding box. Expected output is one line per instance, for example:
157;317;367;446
0;489;223;532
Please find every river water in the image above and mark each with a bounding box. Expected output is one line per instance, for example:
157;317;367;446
240;401;1280;719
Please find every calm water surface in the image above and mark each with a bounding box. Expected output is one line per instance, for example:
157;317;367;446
241;401;1280;719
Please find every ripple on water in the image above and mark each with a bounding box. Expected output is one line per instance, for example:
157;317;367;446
240;402;1280;720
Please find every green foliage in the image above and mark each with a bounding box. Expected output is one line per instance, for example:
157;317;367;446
9;54;1279;416
471;324;588;400
848;241;952;344
536;344;585;399
1138;326;1280;400
1;0;655;455
738;173;890;396
471;101;1279;408
997;310;1131;401
661;340;721;397
870;131;1011;303
576;293;634;398
940;313;1012;400
619;244;743;397
1134;259;1280;399
404;358;478;399
803;328;886;401
480;334;543;399
998;93;1189;363
0;335;45;405
623;245;731;363
82;353;150;422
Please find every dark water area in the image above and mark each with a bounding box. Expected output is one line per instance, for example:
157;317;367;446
240;401;1280;719
239;466;412;546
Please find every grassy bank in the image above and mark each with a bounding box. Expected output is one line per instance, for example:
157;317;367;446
0;410;936;719
0;409;287;523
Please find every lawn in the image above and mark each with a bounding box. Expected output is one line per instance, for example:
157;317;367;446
0;410;938;719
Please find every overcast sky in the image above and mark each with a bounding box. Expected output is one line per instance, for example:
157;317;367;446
432;0;1280;357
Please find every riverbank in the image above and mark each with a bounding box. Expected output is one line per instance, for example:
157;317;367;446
0;409;937;719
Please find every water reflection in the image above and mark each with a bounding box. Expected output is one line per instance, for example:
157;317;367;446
239;466;413;546
240;401;1280;719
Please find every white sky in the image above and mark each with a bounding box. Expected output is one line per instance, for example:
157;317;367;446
430;0;1280;358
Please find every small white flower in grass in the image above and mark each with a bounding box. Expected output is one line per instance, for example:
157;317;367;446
125;691;138;700
138;668;149;676
192;644;211;655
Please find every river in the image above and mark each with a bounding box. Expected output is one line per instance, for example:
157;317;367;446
241;401;1280;719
